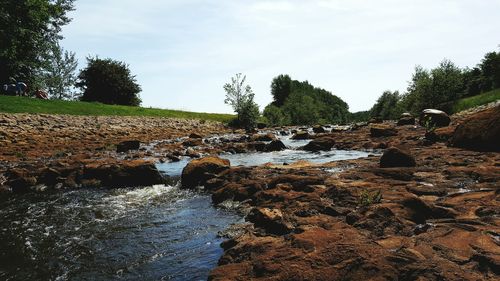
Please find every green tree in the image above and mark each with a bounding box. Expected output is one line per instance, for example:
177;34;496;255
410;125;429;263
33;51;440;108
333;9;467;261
38;43;78;99
77;57;142;106
282;92;319;125
0;0;75;86
270;74;292;106
479;51;500;91
224;73;260;130
370;90;401;120
263;104;288;126
403;60;464;113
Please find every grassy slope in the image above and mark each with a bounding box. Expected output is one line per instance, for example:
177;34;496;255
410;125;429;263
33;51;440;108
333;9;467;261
0;95;234;123
452;89;500;113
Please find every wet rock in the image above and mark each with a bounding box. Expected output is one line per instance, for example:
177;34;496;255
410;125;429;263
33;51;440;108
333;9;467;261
181;156;230;189
246;142;266;152
251;133;276;142
257;122;267;129
83;160;165;188
182;138;203;147
380;147;416;168
264;140;287;152
302;137;335;152
116;140;140;153
370;124;398;137
312;125;325;134
450;105;500;152
247;207;293;235
419;109;451;127
291;131;310;140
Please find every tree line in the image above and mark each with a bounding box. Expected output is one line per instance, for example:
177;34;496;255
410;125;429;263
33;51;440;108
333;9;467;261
1;0;141;105
369;51;500;120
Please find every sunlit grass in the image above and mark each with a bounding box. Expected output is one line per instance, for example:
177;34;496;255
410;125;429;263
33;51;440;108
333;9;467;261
0;95;234;122
452;89;500;113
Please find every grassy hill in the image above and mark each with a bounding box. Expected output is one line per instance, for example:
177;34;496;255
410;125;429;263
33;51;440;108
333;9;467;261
452;89;500;113
0;95;234;123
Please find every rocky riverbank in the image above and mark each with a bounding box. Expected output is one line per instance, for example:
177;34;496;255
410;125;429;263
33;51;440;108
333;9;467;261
181;105;499;280
0;104;499;280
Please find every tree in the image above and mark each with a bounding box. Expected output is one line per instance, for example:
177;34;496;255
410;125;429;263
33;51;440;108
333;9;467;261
77;57;142;106
224;73;260;130
270;74;292;106
38;43;78;99
370;90;402;120
263;104;288;126
0;0;75;86
479;51;500;91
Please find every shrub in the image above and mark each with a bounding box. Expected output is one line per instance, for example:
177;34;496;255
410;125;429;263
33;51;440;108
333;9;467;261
77;57;141;106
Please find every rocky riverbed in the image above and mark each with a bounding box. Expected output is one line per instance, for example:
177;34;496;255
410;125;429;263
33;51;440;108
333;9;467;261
0;104;499;280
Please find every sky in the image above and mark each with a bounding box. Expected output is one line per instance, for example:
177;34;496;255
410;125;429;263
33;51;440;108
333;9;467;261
61;0;500;114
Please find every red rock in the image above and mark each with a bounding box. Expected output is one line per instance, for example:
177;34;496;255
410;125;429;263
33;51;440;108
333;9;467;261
450;105;500;151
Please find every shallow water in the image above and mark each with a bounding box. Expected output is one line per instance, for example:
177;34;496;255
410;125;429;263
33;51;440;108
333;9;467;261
0;135;371;281
0;184;240;281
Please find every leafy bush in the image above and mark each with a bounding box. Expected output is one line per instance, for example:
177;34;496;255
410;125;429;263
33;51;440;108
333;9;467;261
77;57;142;106
224;73;260;130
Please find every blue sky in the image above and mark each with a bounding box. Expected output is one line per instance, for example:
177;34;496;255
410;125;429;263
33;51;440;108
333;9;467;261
61;0;500;113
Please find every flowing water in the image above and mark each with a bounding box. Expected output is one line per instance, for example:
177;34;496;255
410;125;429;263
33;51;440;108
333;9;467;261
0;135;372;281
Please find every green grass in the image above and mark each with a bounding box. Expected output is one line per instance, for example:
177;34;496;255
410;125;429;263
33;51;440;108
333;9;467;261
0;95;234;122
452;89;500;113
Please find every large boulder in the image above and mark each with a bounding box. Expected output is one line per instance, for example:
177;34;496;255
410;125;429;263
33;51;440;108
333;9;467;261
397;113;415;126
83;160;166;187
291;131;310;140
419;109;451;127
116;140;140;153
181;156;230;189
302;137;335;152
380;147;416;168
450;105;500;152
370;125;398;137
264;140;287;152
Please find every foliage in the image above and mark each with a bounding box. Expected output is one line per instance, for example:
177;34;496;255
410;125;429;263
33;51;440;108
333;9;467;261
266;75;350;125
358;189;382;207
224;73;260;130
0;0;75;87
452;88;500;113
270;74;292;106
263;104;288;126
349;110;371;122
0;95;234;122
38;43;78;99
398;51;500;115
77;57;142;106
370;90;402;120
402;60;464;113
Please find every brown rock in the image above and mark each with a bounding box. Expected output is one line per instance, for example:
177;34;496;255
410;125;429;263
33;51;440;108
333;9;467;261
181;156;230;189
116;140;140;153
291;131;310;140
450;105;500;151
380;147;416;168
302;137;335;152
370;124;398;137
